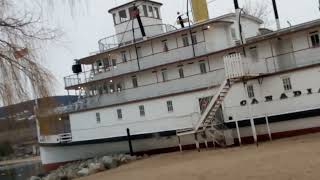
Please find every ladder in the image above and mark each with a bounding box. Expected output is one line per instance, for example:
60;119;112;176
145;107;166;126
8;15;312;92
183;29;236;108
176;79;234;148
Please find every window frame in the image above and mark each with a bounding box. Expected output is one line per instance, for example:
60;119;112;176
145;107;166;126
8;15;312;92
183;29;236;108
132;75;138;88
154;7;160;19
178;67;184;78
119;9;128;23
121;51;127;62
199;61;207;74
148;6;154;17
182;35;189;47
247;84;255;98
117;109;123;120
161;69;168;82
96;112;101;124
143;5;148;17
139;105;145;117
191;32;198;44
167;100;174;112
282;77;293;91
162;40;169;52
310;31;320;47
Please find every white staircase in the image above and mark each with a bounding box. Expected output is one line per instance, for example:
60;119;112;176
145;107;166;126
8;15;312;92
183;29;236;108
176;53;254;150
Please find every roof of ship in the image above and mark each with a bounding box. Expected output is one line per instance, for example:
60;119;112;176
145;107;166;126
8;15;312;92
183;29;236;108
108;0;163;13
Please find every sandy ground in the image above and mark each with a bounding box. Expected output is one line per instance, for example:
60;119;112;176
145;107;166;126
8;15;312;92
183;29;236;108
0;156;40;166
80;133;320;180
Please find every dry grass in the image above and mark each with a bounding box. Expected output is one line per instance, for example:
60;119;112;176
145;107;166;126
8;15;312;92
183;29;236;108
80;133;320;180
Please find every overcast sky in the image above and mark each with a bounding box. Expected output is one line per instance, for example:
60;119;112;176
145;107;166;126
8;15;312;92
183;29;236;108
42;0;320;95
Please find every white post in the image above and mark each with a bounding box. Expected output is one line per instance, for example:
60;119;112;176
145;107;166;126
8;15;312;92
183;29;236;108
235;120;242;145
265;115;272;141
178;136;183;152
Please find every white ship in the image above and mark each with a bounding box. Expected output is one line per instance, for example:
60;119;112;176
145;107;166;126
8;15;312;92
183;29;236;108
37;0;320;170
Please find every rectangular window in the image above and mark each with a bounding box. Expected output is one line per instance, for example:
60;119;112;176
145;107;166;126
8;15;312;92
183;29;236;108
199;62;207;74
148;6;154;17
191;33;197;44
161;69;168;82
154;7;160;19
117;109;123;119
282;77;292;91
96;112;101;124
310;31;320;47
132;76;138;88
167;101;173;112
247;85;255;98
103;58;110;69
121;51;127;62
116;83;122;92
119;10;127;22
112;59;117;67
113;14;117;25
182;35;189;47
129;7;135;20
143;5;148;17
136;47;142;58
179;67;184;78
162;40;168;52
249;46;258;62
139;105;145;116
231;28;237;40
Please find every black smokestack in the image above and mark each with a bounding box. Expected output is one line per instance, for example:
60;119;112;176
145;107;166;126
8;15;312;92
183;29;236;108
272;0;279;20
133;6;146;37
234;0;239;10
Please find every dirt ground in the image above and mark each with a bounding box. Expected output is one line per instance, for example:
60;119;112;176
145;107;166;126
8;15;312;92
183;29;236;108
0;156;40;166
80;133;320;180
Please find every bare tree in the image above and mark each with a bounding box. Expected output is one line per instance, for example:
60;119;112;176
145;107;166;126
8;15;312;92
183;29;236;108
242;0;272;26
0;0;59;106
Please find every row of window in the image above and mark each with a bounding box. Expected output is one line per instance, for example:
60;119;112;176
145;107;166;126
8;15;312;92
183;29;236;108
246;77;292;98
87;61;208;96
113;5;160;25
95;100;173;123
94;33;199;73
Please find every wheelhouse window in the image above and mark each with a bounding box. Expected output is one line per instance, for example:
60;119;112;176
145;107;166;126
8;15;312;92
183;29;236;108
247;85;255;98
119;9;128;22
143;5;148;17
182;35;189;47
282;77;292;91
310;31;320;47
161;69;168;82
199;61;207;74
121;51;127;62
148;6;154;17
154;7;160;19
117;109;123;119
132;75;138;88
96;112;101;124
162;40;169;52
139;105;145;116
112;13;117;25
167;101;174;112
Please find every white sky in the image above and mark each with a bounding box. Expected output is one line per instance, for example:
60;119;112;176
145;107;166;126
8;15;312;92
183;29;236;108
42;0;320;95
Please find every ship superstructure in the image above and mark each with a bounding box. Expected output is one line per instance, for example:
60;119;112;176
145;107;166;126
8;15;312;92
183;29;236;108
37;0;320;170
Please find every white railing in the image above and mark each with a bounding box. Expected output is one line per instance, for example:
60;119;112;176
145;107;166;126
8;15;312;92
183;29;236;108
224;53;248;78
39;133;72;144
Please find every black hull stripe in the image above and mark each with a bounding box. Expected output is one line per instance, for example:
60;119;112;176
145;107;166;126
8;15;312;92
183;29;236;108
40;108;320;147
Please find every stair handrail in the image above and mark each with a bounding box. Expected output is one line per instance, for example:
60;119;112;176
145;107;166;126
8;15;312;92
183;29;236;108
193;79;229;131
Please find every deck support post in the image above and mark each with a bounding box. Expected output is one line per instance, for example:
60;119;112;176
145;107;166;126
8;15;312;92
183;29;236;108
178;136;183;152
250;118;258;146
235;120;242;145
265;115;272;141
194;133;200;152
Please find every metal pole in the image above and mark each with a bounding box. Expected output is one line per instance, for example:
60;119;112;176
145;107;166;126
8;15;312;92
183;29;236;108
265;115;272;141
235;120;242;145
187;0;196;57
126;128;134;156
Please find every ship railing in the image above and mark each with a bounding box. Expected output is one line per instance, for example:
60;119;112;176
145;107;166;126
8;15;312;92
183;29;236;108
39;133;72;144
64;70;93;88
98;24;177;52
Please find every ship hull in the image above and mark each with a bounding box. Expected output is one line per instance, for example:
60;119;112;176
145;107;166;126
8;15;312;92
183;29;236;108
41;115;320;171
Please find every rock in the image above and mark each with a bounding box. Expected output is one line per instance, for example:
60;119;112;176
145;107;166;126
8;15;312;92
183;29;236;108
101;156;118;169
88;162;105;174
77;168;90;177
30;176;41;180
